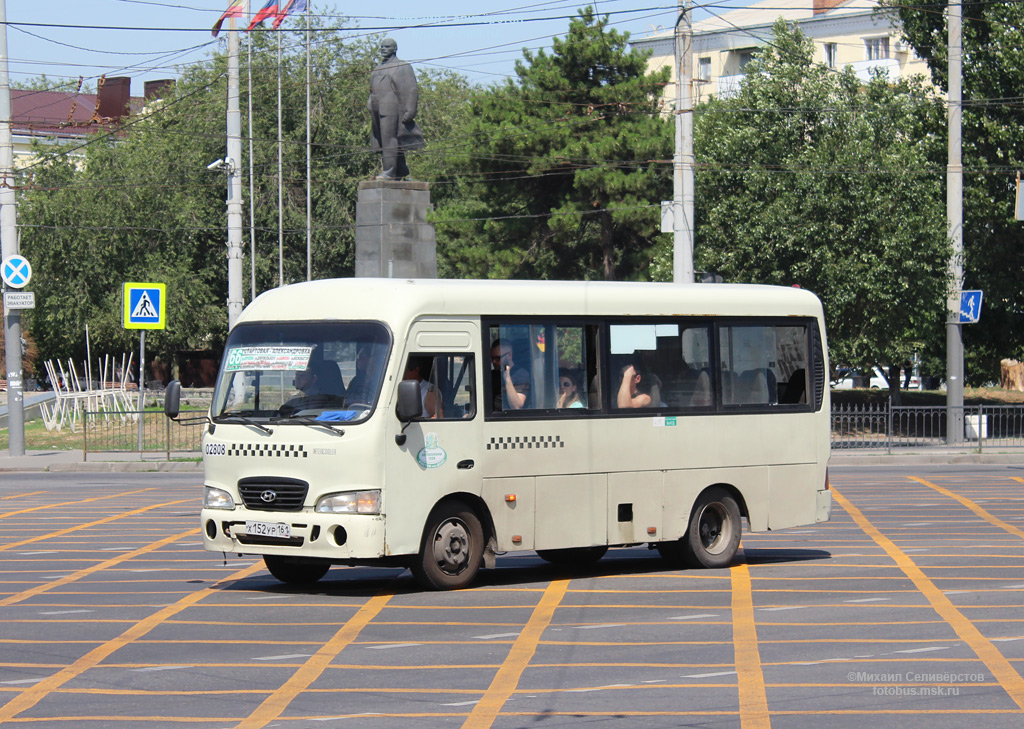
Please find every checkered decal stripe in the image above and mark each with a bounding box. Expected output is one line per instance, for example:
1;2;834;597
227;444;308;458
486;435;564;451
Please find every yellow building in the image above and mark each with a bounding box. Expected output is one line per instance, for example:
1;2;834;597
631;0;932;104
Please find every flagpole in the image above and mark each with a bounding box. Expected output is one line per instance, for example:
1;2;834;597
276;29;283;287
226;15;244;328
247;0;257;302
305;2;312;281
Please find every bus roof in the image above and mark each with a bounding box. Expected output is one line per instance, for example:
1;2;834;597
238;278;824;326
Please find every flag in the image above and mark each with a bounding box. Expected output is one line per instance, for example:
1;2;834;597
211;0;246;38
272;0;308;29
247;0;281;30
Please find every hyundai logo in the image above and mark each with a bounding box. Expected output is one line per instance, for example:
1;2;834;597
260;490;277;503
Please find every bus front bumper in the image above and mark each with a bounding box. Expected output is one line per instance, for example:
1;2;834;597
200;508;388;560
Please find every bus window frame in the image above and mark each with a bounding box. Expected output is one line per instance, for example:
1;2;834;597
483;315;822;421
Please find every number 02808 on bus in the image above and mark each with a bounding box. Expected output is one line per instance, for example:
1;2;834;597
164;279;832;590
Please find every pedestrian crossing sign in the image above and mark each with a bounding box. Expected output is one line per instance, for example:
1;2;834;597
123;282;167;330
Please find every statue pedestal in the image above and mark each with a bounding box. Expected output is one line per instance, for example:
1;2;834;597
355;180;437;278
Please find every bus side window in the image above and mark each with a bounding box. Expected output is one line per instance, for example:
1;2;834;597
404;354;475;420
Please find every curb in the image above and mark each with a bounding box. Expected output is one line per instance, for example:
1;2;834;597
0;461;202;473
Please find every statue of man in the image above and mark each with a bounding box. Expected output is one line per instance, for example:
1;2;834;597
368;37;425;180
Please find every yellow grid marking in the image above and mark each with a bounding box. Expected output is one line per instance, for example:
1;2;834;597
832;486;1024;712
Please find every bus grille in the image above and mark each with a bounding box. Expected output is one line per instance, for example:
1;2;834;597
238;479;309;512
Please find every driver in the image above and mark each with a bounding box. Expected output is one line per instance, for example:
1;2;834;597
280;360;346;416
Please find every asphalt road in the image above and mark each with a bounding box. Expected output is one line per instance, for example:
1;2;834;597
0;466;1022;728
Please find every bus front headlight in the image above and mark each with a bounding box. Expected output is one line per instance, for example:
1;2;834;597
204;486;235;510
315;490;381;515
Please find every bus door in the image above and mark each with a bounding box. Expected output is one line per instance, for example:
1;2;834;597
384;322;482;557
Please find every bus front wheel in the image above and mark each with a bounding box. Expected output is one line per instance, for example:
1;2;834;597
263;555;331;585
683;487;741;568
411;501;484;590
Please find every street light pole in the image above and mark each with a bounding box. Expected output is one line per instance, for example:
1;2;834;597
0;0;25;457
673;0;695;285
946;0;964;443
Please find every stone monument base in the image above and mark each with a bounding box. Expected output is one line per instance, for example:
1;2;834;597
355;180;437;278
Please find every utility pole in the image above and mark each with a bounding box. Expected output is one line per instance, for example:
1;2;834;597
672;0;695;284
0;0;25;457
226;17;244;329
946;0;964;443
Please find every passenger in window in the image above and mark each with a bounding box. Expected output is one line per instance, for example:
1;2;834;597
617;363;655;409
557;369;586;409
403;355;437;418
491;339;530;410
345;347;375;405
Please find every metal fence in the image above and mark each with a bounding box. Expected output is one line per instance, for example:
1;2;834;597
831;403;1024;453
82;409;205;459
82;402;1024;458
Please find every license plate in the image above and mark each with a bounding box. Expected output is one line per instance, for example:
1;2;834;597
244;520;291;539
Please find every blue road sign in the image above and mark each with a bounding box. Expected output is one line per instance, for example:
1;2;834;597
123;282;167;330
959;290;983;324
1;255;32;289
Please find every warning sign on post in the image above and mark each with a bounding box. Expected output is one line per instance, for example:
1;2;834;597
123;283;167;330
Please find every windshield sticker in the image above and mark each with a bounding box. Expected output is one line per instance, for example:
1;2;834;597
316;411;359;422
224;346;313;372
417;432;447;469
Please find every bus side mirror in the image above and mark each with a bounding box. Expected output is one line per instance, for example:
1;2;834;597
164;380;181;420
396;379;421;423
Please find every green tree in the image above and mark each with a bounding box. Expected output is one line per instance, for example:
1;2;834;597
685;20;948;398
17;21;470;372
880;1;1024;384
431;7;672;281
12;75;94;93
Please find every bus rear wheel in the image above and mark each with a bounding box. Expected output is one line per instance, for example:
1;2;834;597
683;487;741;568
536;546;608;566
411;501;484;590
263;555;331;585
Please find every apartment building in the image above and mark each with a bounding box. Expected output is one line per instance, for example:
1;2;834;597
630;0;931;104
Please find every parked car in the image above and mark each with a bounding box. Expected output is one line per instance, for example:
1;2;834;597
831;366;920;390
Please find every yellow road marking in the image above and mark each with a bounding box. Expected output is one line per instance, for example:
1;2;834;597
0;498;195;552
0;561;264;723
731;557;771;729
462;579;569;729
0;528;197;607
232;592;391;729
910;476;1024;539
0;491;45;501
0;488;155;518
832;487;1024;712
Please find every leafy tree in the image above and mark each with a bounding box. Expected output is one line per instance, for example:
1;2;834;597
683;20;949;398
880;1;1024;384
431;6;672;281
12;75;94;93
16;21;470;374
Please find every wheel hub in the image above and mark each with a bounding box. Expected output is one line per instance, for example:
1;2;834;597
698;504;727;552
433;518;469;574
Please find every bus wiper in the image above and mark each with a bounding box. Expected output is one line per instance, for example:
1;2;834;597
269;414;346;436
213;414;273;435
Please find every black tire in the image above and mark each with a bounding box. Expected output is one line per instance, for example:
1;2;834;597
536;545;608;566
411;500;484;590
263;555;331;585
681;487;742;569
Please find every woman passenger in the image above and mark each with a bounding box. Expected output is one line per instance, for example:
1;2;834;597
557;369;586;409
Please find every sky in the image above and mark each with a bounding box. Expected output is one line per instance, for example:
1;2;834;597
2;0;728;94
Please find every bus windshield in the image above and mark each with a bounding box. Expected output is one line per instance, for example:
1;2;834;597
211;321;391;424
